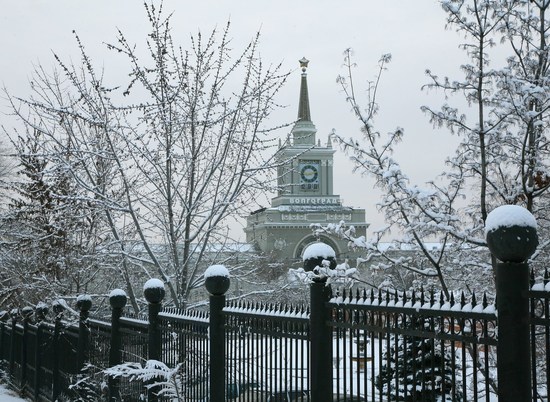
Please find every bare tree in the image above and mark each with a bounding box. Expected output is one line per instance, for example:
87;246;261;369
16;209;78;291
2;3;288;309
321;0;550;296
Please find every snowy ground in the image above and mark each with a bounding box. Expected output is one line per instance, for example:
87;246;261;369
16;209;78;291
0;384;28;401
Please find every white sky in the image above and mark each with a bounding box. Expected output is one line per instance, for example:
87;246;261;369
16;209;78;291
0;1;469;241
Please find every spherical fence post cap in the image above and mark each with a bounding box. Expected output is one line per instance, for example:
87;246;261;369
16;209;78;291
35;302;49;319
204;265;230;296
109;289;128;309
21;306;34;319
485;205;538;263
302;242;337;272
36;302;49;315
143;278;165;304
52;301;64;315
76;295;93;312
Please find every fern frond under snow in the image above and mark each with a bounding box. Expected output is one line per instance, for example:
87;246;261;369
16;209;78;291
104;360;184;399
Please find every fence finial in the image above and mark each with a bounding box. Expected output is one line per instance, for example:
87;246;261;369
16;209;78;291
144;279;166;304
486;205;538;263
204;265;230;296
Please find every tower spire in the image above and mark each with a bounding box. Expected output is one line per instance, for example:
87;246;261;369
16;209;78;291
291;57;317;146
297;57;311;122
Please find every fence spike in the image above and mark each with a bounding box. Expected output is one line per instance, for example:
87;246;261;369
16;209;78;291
430;289;435;307
472;292;477;307
450;292;455;306
420;287;425;305
370;288;375;303
483;292;488;309
545;269;550;285
461;291;466;307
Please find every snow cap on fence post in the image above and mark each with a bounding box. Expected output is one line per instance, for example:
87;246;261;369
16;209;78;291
9;308;19;320
485;205;538;263
76;294;92;312
21;306;34;320
143;278;165;304
302;242;337;277
109;289;127;309
52;301;64;319
35;302;48;321
204;264;230;296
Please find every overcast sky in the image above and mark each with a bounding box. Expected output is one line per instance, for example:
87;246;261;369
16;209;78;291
0;1;469;241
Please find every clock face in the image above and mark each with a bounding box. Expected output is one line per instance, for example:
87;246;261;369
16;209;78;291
299;161;319;190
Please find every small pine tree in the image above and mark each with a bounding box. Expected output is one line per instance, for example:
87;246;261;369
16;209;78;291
375;318;462;401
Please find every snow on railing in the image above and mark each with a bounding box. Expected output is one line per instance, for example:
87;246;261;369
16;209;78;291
330;288;496;316
223;300;309;320
159;307;209;323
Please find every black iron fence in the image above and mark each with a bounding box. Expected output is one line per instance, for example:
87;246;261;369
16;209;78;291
1;269;549;401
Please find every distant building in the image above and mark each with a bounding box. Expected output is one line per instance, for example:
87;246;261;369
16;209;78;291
244;58;368;260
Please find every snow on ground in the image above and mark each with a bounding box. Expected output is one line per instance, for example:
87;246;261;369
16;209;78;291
0;384;29;401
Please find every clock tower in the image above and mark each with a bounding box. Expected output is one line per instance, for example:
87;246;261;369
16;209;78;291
245;58;367;259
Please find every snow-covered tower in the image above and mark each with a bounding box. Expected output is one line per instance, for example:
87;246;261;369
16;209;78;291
244;58;367;259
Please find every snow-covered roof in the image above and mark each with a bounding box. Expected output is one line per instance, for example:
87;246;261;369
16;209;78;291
375;242;444;252
204;243;254;253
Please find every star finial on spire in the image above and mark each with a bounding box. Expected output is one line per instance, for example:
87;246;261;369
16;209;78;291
299;57;309;72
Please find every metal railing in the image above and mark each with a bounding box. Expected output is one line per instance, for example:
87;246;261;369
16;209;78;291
0;269;549;401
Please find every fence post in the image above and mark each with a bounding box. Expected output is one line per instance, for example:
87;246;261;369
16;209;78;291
205;265;230;402
20;306;33;390
52;302;63;401
486;205;538;402
34;303;48;402
304;245;335;402
76;295;92;371
0;311;8;362
310;279;333;402
144;279;165;402
9;309;18;379
108;289;127;402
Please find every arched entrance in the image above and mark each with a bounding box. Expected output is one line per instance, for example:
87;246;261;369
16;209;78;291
293;235;341;259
